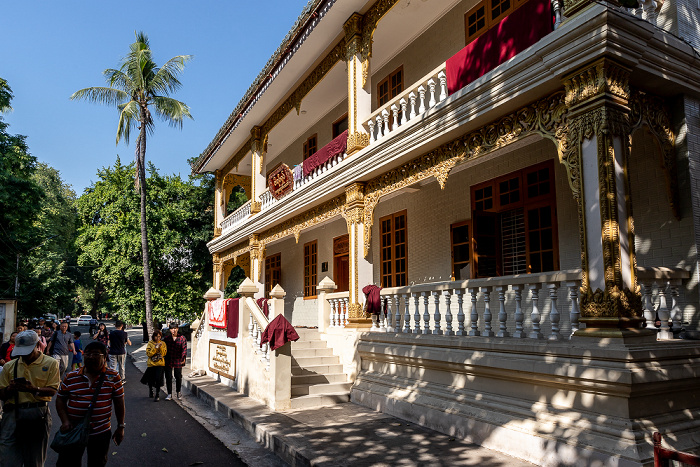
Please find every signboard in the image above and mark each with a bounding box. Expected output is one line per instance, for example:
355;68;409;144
267;163;294;200
209;339;236;381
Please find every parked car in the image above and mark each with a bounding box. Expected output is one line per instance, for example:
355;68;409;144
45;313;58;322
77;315;93;326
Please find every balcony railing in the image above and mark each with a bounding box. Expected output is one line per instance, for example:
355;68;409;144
364;65;447;145
221;199;251;235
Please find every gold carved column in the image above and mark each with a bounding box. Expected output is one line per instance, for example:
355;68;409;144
343;182;372;327
214;170;224;237
343;13;370;155
562;58;651;339
212;253;223;291
250;126;265;214
249;234;264;296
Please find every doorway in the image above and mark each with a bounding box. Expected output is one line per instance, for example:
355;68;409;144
333;235;349;292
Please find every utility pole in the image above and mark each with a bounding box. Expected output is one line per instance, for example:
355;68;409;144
15;253;20;298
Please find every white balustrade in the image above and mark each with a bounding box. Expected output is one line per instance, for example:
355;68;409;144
221;199;252;234
363;66;447;145
637;268;690;340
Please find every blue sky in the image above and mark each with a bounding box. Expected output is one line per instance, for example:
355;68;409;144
2;0;308;194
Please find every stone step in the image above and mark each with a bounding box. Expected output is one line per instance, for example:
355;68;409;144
289;392;350;410
292;355;340;367
291;372;348;385
291;382;353;396
290;347;335;358
290;339;327;349
291;363;344;375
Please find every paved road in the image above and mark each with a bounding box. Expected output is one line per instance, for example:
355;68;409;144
44;323;247;467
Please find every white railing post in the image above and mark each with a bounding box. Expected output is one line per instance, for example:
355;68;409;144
468;287;480;337
385;295;393;332
391;104;399;132
657;282;671;339
528;284;543;339
566;281;580;337
422;292;431;335
330;299;338;327
382;109;390;137
642;281;655;330
409;92;418;119
403;293;412;333
413;293;421;334
376;115;384;139
418;85;427;114
427;78;437;108
512;285;525;338
495;286;509;338
393;294;402;333
432;291;442;335
481;286;494;337
438;71;447;101
669;280;682;334
343;298;349;327
368;119;376;143
444;290;454;337
400;98;408;125
455;289;466;336
547;283;561;341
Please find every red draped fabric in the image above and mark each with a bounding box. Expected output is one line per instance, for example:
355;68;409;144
226;298;239;338
208;298;227;329
261;314;299;351
446;0;552;95
303;130;348;177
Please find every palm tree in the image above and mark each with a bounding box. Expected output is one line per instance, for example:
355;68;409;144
72;31;192;336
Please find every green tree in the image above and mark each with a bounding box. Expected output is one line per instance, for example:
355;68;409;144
71;32;192;335
76;157;213;325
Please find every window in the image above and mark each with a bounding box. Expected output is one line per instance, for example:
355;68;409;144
332;114;348;139
465;0;526;44
303;134;317;161
264;253;281;297
380;210;407;288
470;161;558;278
303;241;318;298
451;221;471;280
377;66;404;107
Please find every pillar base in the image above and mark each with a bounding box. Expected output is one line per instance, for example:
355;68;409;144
250;201;261;214
346;318;373;329
573;317;657;344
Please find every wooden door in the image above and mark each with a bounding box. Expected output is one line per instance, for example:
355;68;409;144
333;235;349;292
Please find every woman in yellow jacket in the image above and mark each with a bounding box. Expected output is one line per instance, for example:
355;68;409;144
140;329;167;401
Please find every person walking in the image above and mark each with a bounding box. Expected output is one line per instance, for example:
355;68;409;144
108;321;131;383
71;331;83;370
0;330;60;466
163;323;187;401
0;332;17;366
140;330;166;402
89;316;98;336
92;323;109;348
47;321;76;380
55;341;125;467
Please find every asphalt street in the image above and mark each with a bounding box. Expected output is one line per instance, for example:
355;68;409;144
43;321;247;467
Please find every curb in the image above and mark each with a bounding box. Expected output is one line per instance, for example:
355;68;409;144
182;375;310;467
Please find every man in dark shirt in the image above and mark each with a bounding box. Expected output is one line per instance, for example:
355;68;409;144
108;321;131;382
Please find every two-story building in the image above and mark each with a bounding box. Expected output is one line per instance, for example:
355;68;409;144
191;0;700;464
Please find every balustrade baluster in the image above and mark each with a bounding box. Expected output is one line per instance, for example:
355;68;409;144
400;98;408;124
376;115;384;139
468;287;480;336
264;343;270;370
428;79;437;108
403;294;412;333
512;285;525;338
394;294;402;333
455;290;466;336
391;104;399;131
248;313;254;336
547;283;561;340
418;85;427;114
409;92;418;119
528;285;543;339
330;298;338;327
567;281;580;337
382;109;390;137
432;291;442;335
495;286;509;338
343;298;350;327
481;287;494;337
367;120;375;142
670;280;681;334
444;290;453;336
438;71;447;101
385;295;393;332
423;292;431;335
657;282;671;339
413;293;421;334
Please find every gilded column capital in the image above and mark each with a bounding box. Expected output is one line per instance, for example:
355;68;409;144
563;58;631;109
347;131;369;155
343;13;364;60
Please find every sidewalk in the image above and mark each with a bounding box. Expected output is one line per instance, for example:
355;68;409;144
127;332;534;467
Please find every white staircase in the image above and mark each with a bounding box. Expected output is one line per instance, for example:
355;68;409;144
290;328;351;409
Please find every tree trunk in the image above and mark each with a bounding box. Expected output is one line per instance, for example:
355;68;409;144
137;122;154;337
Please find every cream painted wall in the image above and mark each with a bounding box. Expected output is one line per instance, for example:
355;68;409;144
265;99;348;176
264;217;350;327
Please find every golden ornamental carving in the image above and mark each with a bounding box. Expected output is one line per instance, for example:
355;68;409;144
580;285;643;319
343;13;363;59
219;241;250;265
214;227;222;237
359;0;400;65
250;201;261;214
223;174;252;200
259;195;345;247
347;131;370;155
629;90;680;220
564;59;630;108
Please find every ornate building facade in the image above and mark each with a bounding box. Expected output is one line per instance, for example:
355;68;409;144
192;0;700;464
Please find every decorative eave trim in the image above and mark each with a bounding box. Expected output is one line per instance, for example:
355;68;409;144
191;0;338;174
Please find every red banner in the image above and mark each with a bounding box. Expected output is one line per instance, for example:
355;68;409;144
267;163;294;200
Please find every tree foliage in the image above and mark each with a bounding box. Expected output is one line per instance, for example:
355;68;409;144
76;157;213;324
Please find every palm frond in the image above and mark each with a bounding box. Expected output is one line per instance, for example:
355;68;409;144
116;100;140;145
152;96;193;128
103;69;134;93
71;87;128;106
150;55;193;95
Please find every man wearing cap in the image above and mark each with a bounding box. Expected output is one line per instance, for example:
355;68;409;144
0;330;60;466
